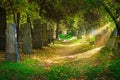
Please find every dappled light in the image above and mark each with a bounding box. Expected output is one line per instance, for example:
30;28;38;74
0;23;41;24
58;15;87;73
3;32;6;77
27;40;104;67
94;23;113;46
90;23;110;36
0;0;120;80
47;46;103;65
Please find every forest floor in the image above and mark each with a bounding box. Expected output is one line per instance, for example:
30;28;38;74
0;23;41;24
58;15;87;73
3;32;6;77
0;38;120;80
24;39;102;67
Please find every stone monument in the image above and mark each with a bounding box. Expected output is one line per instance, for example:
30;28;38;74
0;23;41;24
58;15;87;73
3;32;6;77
6;23;19;62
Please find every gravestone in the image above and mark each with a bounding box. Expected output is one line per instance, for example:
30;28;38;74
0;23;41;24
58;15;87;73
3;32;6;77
48;29;54;43
22;23;32;53
42;23;48;46
32;19;43;49
6;23;19;62
33;19;49;48
47;22;54;43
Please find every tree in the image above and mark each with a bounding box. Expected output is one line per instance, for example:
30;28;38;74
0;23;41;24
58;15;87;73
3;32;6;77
0;0;23;41
43;0;66;38
0;7;6;50
100;0;120;36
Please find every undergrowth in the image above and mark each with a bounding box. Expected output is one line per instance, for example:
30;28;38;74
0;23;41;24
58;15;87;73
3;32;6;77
0;47;120;80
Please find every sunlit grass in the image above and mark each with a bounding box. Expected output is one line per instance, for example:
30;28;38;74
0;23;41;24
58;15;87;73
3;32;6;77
0;46;119;80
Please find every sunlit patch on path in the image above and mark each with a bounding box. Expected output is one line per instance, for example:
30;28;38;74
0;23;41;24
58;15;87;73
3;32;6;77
36;40;103;67
42;47;103;66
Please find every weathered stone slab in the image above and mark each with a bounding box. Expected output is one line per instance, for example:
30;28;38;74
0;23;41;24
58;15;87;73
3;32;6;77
48;29;54;43
42;23;48;46
6;23;19;62
32;19;43;49
32;19;50;48
22;23;32;53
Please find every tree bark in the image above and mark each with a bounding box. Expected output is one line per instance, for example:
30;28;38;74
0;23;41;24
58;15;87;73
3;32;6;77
0;7;6;51
56;21;59;39
101;1;120;53
13;12;20;41
17;12;20;41
27;14;30;23
101;1;120;36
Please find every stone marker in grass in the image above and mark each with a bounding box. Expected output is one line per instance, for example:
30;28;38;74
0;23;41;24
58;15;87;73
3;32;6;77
6;23;19;62
22;23;32;54
32;19;43;49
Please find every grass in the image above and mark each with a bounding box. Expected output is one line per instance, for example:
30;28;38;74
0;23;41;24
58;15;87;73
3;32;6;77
0;43;120;80
0;59;120;80
0;59;46;80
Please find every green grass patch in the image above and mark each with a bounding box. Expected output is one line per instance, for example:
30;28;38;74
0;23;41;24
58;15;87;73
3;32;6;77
0;59;120;80
0;59;45;80
46;66;81;80
0;47;120;80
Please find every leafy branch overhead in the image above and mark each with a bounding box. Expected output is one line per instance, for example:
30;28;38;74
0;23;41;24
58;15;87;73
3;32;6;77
0;0;120;35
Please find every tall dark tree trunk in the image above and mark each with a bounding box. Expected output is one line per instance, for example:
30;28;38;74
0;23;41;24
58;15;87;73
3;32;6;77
27;13;33;40
56;21;59;39
27;14;30;23
13;13;16;24
101;1;120;53
101;1;120;36
0;7;6;51
116;21;120;36
13;12;20;41
39;0;46;16
17;12;20;42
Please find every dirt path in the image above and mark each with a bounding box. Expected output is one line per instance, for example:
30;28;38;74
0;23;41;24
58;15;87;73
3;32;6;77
0;40;102;67
33;41;103;67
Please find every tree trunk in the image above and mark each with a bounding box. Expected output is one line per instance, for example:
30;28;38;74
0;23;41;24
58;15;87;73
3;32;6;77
27;14;30;23
101;1;120;36
117;21;120;54
17;12;20;42
77;28;83;39
22;23;32;54
0;7;6;51
13;12;20;41
116;21;120;36
101;1;120;53
27;13;33;41
86;28;90;41
56;21;59;39
39;0;46;16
